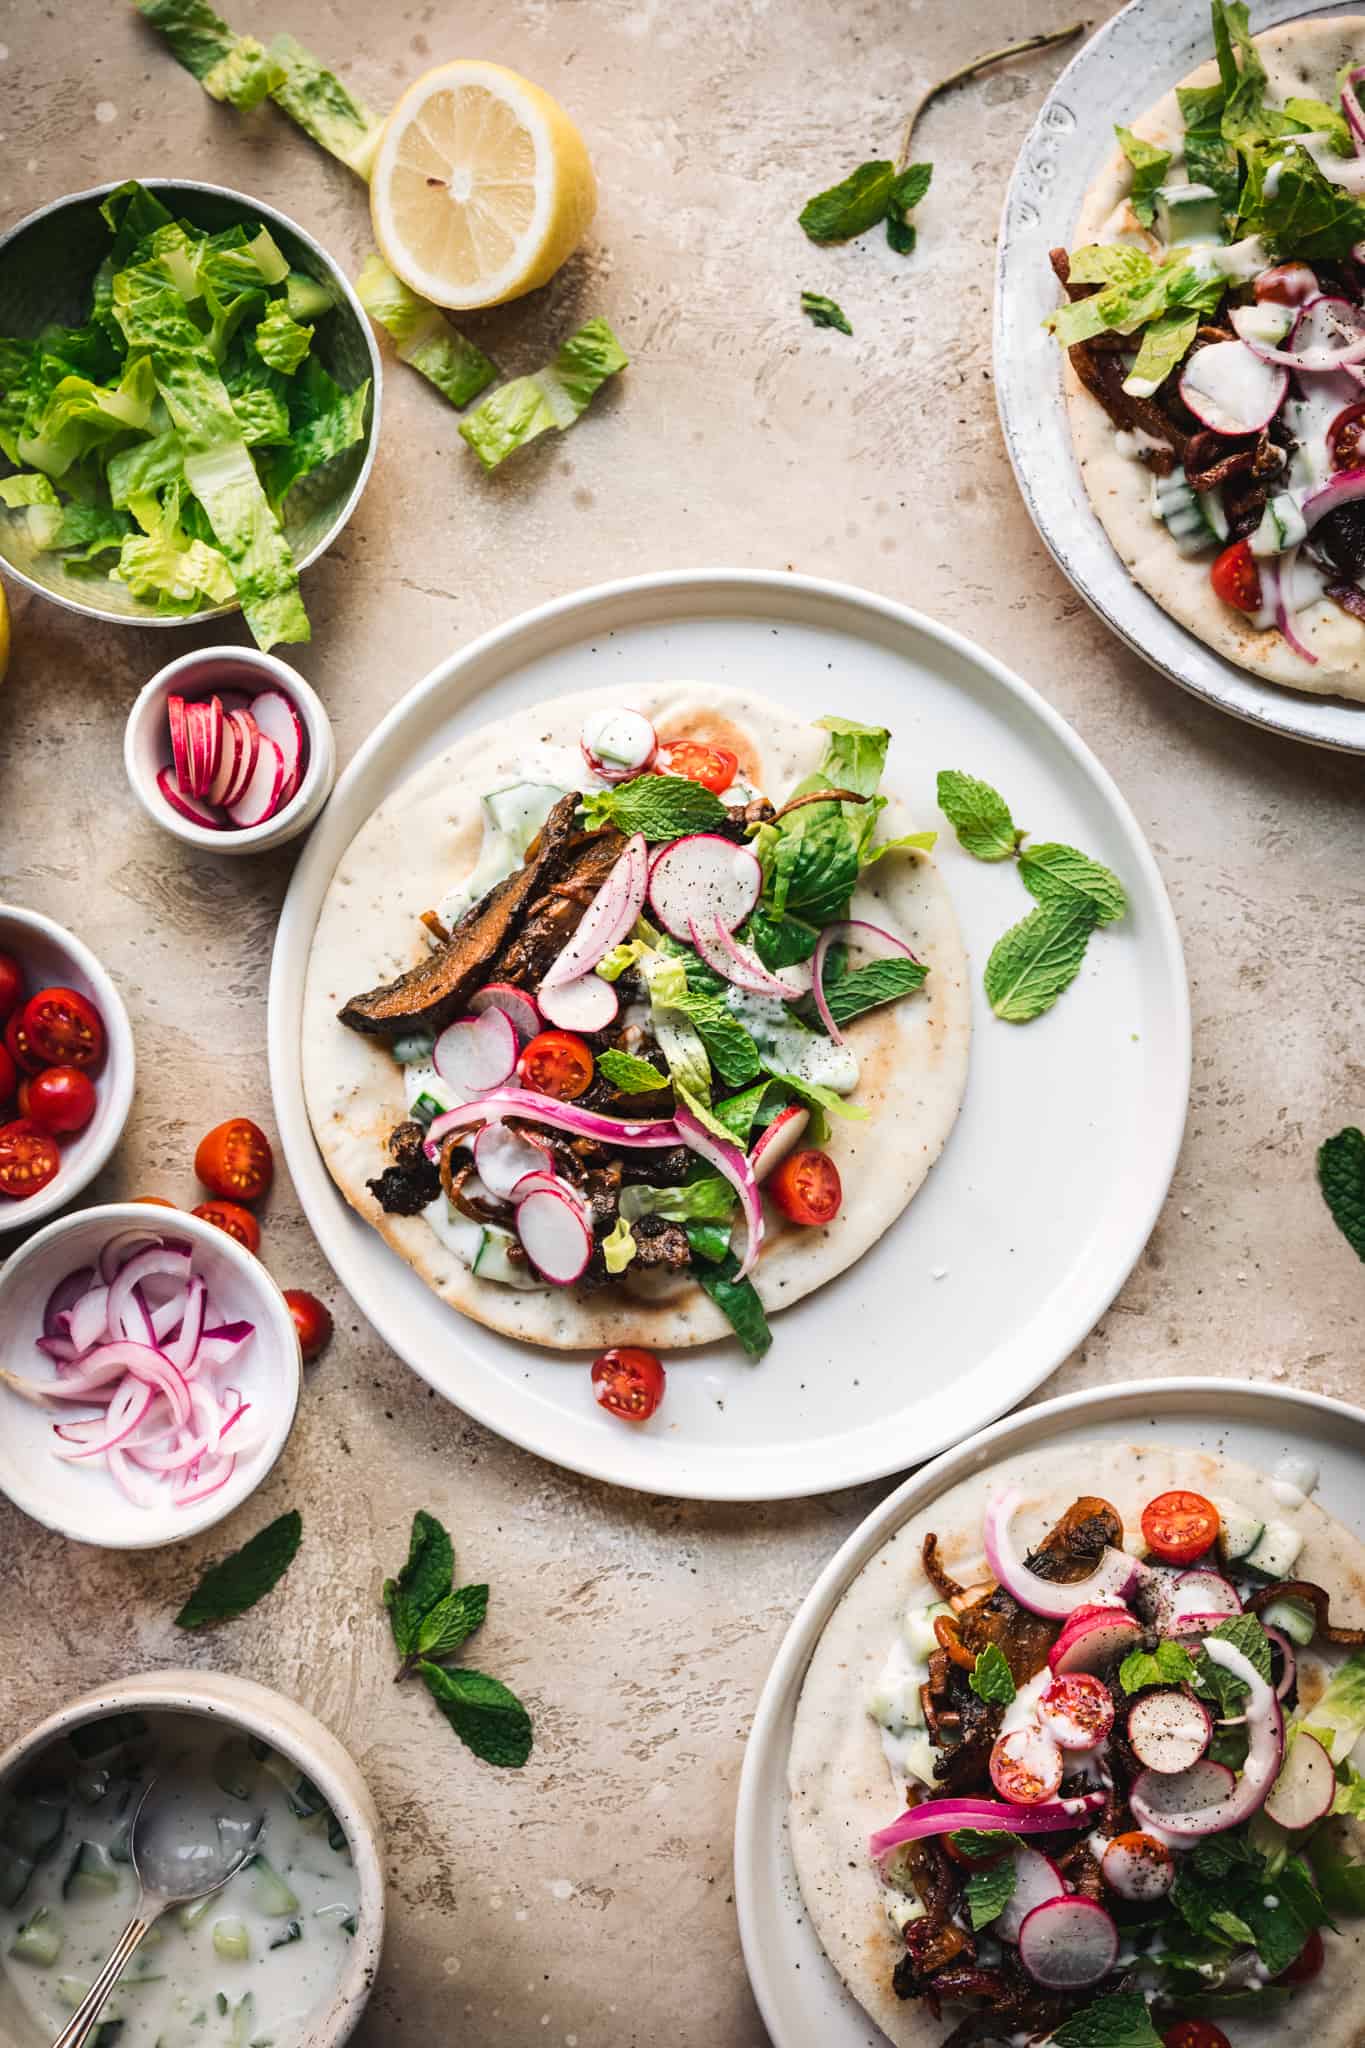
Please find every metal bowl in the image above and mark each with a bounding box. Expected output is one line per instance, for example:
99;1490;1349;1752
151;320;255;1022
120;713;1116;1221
0;177;381;627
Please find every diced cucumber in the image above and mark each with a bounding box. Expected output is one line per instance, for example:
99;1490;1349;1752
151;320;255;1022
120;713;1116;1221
69;1714;147;1760
284;272;333;323
884;1891;928;1933
268;1919;303;1949
63;1839;119;1899
213;1738;258;1804
903;1603;948;1663
410;1090;444;1130
472;1224;541;1288
1216;1500;1265;1566
179;1892;215;1932
74;1766;112;1806
1151;467;1220;556
0;1848;35;1909
1198;486;1229;542
248;1854;300;1916
1245;1518;1305;1579
228;1990;255;2048
4;1795;67;1860
392;1032;435;1065
1259;1593;1317;1647
866;1676;924;1734
1155;181;1224;246
325;1811;348;1855
10;1905;63;1967
257;1751;325;1819
1250;490;1308;558
483;782;565;842
212;1916;251;1962
58;1976;123;2018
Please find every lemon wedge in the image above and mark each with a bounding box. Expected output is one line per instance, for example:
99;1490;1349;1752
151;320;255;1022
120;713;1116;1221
370;60;597;310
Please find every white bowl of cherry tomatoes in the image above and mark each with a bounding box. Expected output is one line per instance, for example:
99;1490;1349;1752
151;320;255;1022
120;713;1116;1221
0;906;136;1230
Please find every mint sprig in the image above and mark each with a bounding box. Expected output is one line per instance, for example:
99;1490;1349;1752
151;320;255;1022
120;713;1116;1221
1119;1639;1197;1693
964;1856;1015;1929
983;897;1097;1024
598;1048;670;1093
581;774;726;841
936;769;1021;861
174;1509;302;1629
383;1509;532;1768
1050;1992;1163;2047
967;1642;1015;1705
800;290;852;335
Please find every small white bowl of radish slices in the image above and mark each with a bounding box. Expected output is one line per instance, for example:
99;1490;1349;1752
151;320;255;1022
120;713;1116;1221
124;645;336;855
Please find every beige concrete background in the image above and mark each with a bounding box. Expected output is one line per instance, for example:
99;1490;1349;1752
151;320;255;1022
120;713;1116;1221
1;2;1363;2043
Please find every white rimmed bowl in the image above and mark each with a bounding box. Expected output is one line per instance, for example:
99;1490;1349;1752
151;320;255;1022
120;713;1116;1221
0;1202;301;1548
0;907;136;1233
125;645;337;855
0;1669;384;2048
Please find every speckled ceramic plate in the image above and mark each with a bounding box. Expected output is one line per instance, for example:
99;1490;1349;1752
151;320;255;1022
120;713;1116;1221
269;570;1189;1501
734;1376;1365;2045
995;0;1365;753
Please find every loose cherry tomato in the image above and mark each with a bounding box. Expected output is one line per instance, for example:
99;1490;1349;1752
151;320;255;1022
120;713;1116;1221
0;1042;15;1112
0;1120;61;1200
518;1029;595;1100
1141;1489;1220;1566
284;1288;333;1363
5;1010;43;1077
1210;538;1263;615
768;1148;842;1226
1163;2024;1232;2048
1276;1927;1325;1983
19;1065;97;1135
195;1117;274;1203
193;1200;261;1254
591;1346;666;1422
654;738;739;794
0;952;22;1024
1254;261;1319;306
21;986;106;1071
135;1196;178;1208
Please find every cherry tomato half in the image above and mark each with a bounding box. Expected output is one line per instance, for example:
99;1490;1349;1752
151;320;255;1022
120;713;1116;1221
1210;539;1263;615
0;1042;15;1113
1163;2023;1232;2048
0;953;22;1025
0;1120;61;1201
591;1346;666;1422
21;986;106;1072
654;738;739;795
518;1029;595;1101
1141;1489;1220;1567
768;1148;842;1226
284;1289;333;1363
5;1010;44;1077
19;1065;97;1135
1276;1927;1325;1984
195;1117;274;1203
192;1200;261;1254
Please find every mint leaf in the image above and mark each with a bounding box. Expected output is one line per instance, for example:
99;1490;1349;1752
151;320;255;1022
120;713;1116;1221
936;769;1019;861
821;956;927;1026
1115;124;1171;227
670;989;763;1086
948;1828;1021;1860
1119;1640;1197;1692
174;1509;301;1629
964;1857;1015;1930
1050;1992;1163;2048
863;828;937;866
800;291;852;335
416;1583;489;1661
419;1663;532;1768
1211;1613;1273;1681
1319;1126;1365;1262
597;1048;669;1093
983;897;1098;1023
383;1508;454;1659
886;162;932;254
886;215;916;256
694;1250;772;1359
1018;842;1127;925
1243;1854;1332;1975
581;774;726;841
798;160;895;242
745;907;819;972
968;1642;1016;1706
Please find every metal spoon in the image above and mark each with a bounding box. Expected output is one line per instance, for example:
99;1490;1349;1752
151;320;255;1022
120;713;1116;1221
52;1772;264;2048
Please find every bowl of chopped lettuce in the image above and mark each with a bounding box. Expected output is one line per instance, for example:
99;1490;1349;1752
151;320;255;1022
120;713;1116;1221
0;177;380;651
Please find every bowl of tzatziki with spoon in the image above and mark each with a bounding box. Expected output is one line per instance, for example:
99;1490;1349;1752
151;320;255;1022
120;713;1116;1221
0;1672;383;2048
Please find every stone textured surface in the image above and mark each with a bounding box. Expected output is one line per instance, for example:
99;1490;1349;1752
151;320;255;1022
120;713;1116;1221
1;4;1363;2045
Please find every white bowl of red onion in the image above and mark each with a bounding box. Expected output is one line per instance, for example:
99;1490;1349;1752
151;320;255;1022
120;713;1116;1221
0;1202;301;1549
123;644;336;855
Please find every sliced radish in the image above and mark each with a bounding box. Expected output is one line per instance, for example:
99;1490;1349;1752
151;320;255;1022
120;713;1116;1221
1048;1606;1143;1674
157;766;226;829
1038;1672;1114;1749
168;693;192;793
469;983;541;1043
516;1186;593;1284
434;1010;519;1095
648;834;762;939
473;1123;553;1199
1131;1757;1236;1833
184;697;223;797
1017;1896;1118;1990
249;688;305;805
1101;1830;1174;1902
1235;292;1365;372
1266;1625;1297;1703
1128;1690;1212;1774
990;1726;1064;1805
749;1105;811;1182
537;974;620;1032
225;731;285;829
222;708;260;808
1171;1570;1242;1621
1179;339;1288;436
505;1168;584;1211
541;833;648;990
207;709;243;806
1265;1730;1336;1830
689;914;807;999
581;707;657;784
994;1847;1065;1945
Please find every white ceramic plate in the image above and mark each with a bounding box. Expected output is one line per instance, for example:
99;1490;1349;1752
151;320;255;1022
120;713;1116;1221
268;570;1189;1501
996;0;1365;753
734;1376;1365;2047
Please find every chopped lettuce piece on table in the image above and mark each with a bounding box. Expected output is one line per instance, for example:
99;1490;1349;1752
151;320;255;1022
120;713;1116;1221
459;319;628;470
355;255;499;408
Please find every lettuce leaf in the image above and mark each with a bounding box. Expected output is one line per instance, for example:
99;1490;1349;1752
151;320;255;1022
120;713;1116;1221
266;31;383;179
115;485;236;610
1124;307;1201;397
356;255;498;409
620;1175;736;1225
694;1250;772;1359
1238;138;1365;258
132;0;280;108
1115;125;1171;226
262;356;370;510
600;1217;636;1276
16;356;157;477
459;320;628;471
252;298;314;375
1046;249;1223;349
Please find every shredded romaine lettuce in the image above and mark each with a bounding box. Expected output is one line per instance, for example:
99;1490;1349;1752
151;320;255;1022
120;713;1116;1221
459;320;627;470
356;255;499;408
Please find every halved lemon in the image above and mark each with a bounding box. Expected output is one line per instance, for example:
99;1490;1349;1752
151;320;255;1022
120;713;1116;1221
370;60;597;310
